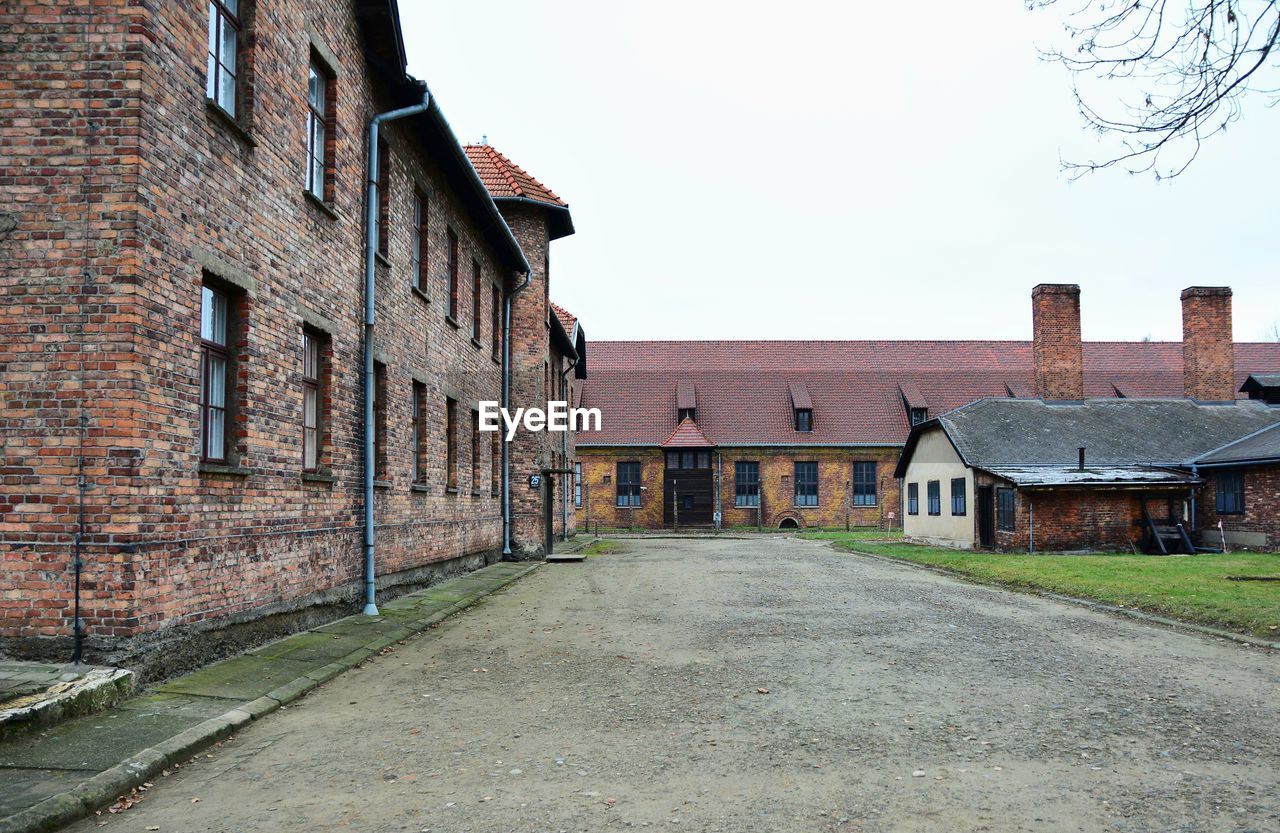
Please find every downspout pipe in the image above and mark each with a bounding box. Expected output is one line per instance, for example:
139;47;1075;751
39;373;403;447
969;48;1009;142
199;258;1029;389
362;92;431;616
560;357;579;542
502;270;533;557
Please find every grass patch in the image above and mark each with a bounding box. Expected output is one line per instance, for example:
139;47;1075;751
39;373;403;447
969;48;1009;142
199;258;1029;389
825;540;1280;638
798;528;905;541
580;539;624;558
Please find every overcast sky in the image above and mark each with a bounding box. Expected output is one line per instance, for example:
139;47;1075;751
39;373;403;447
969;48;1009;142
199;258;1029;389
400;2;1278;344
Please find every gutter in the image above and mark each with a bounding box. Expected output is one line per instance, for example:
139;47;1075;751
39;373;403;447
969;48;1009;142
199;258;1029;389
362;90;432;616
502;270;533;557
560;356;579;541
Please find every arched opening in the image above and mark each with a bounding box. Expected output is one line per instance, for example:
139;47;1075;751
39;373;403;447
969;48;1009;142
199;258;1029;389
778;517;799;529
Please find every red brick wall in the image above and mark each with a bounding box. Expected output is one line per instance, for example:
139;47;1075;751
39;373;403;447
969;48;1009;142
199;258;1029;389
0;0;525;653
1031;283;1083;400
1181;287;1235;402
1197;464;1280;551
575;447;902;530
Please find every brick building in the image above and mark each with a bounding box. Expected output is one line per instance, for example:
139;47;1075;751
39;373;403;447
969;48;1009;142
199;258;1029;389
0;0;581;672
896;287;1280;551
577;286;1280;534
464;145;584;557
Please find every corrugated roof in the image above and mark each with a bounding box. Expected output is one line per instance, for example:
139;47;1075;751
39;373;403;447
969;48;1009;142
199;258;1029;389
1193;422;1280;466
939;398;1280;468
578;340;1280;447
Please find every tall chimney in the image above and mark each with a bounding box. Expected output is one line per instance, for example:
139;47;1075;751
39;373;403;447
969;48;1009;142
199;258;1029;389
1031;284;1084;400
1181;286;1235;402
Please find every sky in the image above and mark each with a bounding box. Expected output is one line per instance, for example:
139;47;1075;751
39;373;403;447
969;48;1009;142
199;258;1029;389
399;1;1278;344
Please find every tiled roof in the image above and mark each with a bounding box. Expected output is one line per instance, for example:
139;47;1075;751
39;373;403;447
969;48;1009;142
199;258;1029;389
676;380;697;410
550;302;577;336
463;144;567;208
577;340;1280;447
661;418;715;448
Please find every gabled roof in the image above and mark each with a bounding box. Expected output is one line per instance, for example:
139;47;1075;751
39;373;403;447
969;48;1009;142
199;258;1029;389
899;381;928;410
894;398;1280;478
464;144;574;239
578;340;1280;448
1192;422;1280;467
661;418;715;449
550;302;586;379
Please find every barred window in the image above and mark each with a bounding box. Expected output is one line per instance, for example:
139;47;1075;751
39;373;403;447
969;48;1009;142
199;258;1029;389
735;461;760;507
853;461;876;506
795;461;818;506
616;462;642;507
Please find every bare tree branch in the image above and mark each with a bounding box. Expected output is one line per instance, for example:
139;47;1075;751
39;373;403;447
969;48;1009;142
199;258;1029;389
1031;0;1280;177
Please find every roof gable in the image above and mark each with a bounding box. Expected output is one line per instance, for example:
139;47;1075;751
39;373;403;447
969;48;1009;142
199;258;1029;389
661;418;715;449
464;144;574;239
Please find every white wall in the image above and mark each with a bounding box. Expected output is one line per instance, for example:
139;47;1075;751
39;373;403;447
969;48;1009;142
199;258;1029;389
902;429;975;547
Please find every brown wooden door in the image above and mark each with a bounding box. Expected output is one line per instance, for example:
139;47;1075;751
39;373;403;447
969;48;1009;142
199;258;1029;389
664;468;714;527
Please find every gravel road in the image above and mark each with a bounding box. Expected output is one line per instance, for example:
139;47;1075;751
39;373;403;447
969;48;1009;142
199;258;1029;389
70;536;1280;833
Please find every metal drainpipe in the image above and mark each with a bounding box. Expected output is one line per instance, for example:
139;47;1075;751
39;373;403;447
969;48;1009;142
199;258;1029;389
362;92;431;616
560;357;578;542
1028;497;1035;553
502;271;533;557
1189;463;1199;532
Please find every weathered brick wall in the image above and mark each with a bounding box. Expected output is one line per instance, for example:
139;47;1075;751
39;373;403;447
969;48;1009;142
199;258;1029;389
1181;287;1235;401
982;478;1179;553
575;447;902;530
1198;465;1280;550
1;0;522;657
1031;284;1083;400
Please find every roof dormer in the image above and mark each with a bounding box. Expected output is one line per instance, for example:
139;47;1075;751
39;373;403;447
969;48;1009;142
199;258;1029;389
789;381;813;432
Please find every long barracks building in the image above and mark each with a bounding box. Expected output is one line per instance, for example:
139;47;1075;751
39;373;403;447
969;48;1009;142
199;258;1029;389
0;0;582;674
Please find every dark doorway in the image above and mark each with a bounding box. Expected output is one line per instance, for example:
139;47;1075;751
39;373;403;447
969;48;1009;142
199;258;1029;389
664;450;714;527
977;485;995;548
543;473;555;555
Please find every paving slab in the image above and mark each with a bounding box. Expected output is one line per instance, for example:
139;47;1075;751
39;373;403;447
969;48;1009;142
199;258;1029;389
0;559;541;833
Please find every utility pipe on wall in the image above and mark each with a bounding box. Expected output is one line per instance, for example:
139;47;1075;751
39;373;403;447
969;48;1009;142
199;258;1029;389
502;270;533;557
560;357;578;542
362;92;431;616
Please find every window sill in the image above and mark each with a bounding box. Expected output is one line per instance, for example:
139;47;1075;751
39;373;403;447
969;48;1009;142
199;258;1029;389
470;489;481;497
491;491;501;499
491;354;501;365
412;286;432;305
200;462;250;477
445;486;459;495
373;479;392;490
375;252;391;269
411;482;431;493
444;315;461;330
470;337;483;350
304;190;340;221
302;472;337;484
205;99;257;148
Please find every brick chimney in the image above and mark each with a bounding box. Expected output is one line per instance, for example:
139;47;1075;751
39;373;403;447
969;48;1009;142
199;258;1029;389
1181;286;1235;401
1031;284;1084;400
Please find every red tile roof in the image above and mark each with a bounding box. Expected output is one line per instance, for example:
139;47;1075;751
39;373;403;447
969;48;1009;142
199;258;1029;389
578;340;1280;448
660;418;715;448
463;144;567;208
550;302;577;336
676;379;697;410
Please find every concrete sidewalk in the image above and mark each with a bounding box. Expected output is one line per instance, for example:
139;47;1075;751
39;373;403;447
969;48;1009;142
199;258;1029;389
0;559;543;833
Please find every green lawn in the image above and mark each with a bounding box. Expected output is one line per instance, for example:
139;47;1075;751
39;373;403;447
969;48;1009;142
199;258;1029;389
816;537;1280;638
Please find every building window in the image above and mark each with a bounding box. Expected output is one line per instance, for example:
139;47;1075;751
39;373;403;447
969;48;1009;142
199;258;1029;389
678;407;696;423
491;285;501;359
305;59;332;201
574;461;582;507
795;408;813;432
997;487;1015;531
411;191;427;293
471;410;481;494
411;382;426;484
445;397;458;492
491;432;501;497
735;461;760;507
852;461;876;506
200;284;232;462
910;408;928;426
301;330;325;472
667;451;710;470
376;139;390;258
206;0;241;116
446;228;459;321
372;362;387;479
1215;471;1245;514
471;259;482;341
951;477;966;516
616;462;642;507
907;482;919;515
926;480;941;516
795;461;818;506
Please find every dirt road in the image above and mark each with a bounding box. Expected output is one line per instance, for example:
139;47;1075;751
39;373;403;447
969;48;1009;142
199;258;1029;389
69;536;1280;832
